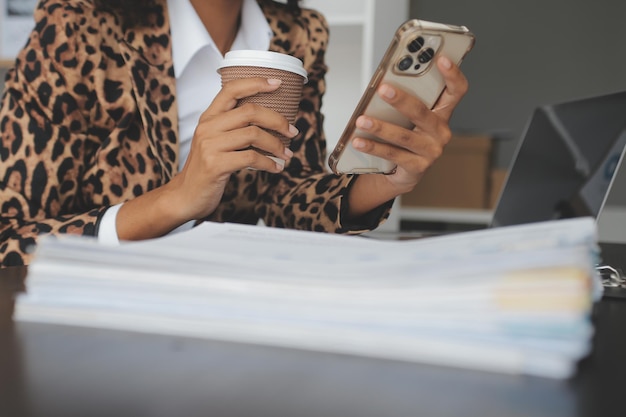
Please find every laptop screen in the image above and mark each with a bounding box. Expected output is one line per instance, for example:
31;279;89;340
596;128;626;243
491;91;626;228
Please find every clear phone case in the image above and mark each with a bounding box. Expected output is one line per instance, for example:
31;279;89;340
328;19;475;175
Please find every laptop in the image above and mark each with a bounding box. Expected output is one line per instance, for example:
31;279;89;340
489;90;626;297
597;144;626;244
490;90;626;230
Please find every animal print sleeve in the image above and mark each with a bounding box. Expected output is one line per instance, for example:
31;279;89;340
0;1;104;266
259;8;393;234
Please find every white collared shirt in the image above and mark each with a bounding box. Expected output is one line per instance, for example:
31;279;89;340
98;0;272;245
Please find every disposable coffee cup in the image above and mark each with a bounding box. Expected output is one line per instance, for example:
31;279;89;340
218;50;308;148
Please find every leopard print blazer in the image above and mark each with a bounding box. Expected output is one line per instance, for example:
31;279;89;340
0;0;392;267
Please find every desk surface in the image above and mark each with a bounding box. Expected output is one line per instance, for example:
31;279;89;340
1;245;626;417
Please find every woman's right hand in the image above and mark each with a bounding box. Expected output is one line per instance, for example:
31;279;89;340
170;77;298;221
116;77;298;240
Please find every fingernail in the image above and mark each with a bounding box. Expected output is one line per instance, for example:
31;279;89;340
267;78;282;86
356;116;373;129
379;84;395;99
353;138;366;150
266;155;285;169
439;56;452;70
284;147;294;158
289;124;299;136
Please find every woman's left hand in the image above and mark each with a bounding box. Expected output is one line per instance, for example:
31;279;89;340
347;56;469;218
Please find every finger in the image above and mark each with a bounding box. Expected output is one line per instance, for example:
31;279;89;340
356;116;443;162
197;102;299;144
376;83;441;135
352;136;433;175
227;148;286;173
204;125;294;161
205;77;283;115
432;56;469;120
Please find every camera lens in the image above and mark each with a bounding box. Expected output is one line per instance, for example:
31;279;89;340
397;56;413;71
417;47;435;64
408;36;425;53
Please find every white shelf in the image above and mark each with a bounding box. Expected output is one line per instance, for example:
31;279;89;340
302;0;367;21
324;16;367;26
399;207;494;225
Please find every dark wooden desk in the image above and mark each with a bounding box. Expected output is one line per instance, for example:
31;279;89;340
1;245;625;417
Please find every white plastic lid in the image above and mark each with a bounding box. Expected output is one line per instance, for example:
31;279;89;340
218;50;308;83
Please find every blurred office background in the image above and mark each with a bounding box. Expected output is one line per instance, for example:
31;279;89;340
1;0;625;232
410;0;626;168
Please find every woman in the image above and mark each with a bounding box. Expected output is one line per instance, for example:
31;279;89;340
0;0;468;266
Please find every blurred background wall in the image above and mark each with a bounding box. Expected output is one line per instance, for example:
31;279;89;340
409;0;626;168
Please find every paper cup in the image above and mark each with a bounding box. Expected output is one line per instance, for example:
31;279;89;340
218;50;308;147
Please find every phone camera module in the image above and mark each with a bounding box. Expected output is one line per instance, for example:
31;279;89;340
397;55;413;71
417;47;435;64
408;36;425;53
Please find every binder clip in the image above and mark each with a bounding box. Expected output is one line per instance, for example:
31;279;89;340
597;264;626;299
597;264;626;288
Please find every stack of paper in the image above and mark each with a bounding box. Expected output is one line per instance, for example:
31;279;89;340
16;217;601;379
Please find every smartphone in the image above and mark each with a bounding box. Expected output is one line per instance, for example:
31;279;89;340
328;19;475;175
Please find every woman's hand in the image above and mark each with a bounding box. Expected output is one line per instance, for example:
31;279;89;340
347;56;469;218
117;77;297;240
169;77;298;221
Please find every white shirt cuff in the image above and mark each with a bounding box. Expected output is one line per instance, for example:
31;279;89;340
97;204;122;245
171;219;196;235
97;203;197;245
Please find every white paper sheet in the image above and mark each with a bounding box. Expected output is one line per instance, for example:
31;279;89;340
17;217;600;379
